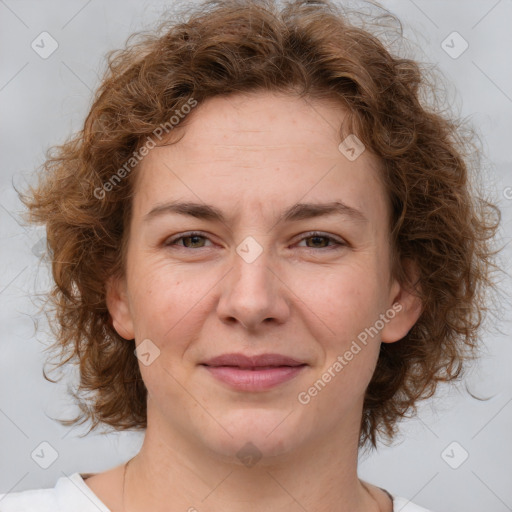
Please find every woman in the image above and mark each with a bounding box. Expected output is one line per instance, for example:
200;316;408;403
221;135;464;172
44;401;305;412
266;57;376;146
0;0;501;510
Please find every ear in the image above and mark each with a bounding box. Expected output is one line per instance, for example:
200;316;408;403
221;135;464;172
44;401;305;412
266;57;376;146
381;258;423;343
106;275;135;340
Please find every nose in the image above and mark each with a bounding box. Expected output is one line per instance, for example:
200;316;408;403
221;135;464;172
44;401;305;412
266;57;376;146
216;244;291;331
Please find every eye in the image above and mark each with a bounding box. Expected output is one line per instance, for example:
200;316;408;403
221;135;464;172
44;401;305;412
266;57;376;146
165;232;212;249
296;232;346;250
164;231;347;251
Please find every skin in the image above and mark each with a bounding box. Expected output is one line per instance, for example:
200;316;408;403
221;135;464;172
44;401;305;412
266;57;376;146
85;91;422;512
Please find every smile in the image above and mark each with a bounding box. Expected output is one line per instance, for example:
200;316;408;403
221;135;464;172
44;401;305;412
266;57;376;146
200;353;308;391
201;365;307;391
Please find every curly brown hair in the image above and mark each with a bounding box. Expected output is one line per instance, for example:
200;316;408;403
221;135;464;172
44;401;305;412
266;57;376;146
21;0;502;448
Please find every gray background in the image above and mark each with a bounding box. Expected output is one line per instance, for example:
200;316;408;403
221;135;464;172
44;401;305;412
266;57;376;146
0;1;511;511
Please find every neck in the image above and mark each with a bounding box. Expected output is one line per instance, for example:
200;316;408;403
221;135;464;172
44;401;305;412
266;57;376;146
122;407;383;512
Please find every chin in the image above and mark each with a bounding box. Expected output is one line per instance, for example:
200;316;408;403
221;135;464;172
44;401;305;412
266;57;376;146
198;407;310;465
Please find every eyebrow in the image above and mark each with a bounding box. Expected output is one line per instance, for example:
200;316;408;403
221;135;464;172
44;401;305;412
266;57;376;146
144;200;368;226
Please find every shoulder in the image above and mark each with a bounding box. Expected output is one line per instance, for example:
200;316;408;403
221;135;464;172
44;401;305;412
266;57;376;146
362;480;436;512
393;495;436;512
0;486;57;512
0;473;111;512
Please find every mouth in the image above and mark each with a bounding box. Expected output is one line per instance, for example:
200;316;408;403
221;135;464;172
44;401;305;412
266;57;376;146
200;353;308;391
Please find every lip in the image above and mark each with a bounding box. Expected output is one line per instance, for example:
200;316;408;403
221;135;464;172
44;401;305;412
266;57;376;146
202;353;305;368
200;353;307;391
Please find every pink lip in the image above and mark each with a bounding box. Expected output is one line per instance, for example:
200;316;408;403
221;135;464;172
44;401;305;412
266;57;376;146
200;353;307;391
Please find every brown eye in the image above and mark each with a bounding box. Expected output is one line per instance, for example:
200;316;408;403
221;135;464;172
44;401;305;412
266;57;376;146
180;235;207;248
297;232;346;250
165;232;212;249
305;235;330;248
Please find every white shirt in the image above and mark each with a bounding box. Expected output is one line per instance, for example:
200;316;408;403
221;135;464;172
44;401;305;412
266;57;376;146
0;473;435;512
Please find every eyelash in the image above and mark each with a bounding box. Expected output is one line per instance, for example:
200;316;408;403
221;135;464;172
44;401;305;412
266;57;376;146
164;231;347;251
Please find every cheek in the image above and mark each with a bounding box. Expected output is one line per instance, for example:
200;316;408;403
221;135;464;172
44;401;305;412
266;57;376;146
126;259;214;344
301;272;384;414
307;261;384;340
304;260;386;389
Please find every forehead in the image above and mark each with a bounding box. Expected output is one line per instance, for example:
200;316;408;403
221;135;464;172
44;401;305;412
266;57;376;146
132;92;389;229
161;92;356;157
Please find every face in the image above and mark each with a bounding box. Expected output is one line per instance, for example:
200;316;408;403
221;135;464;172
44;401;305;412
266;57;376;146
107;91;421;462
